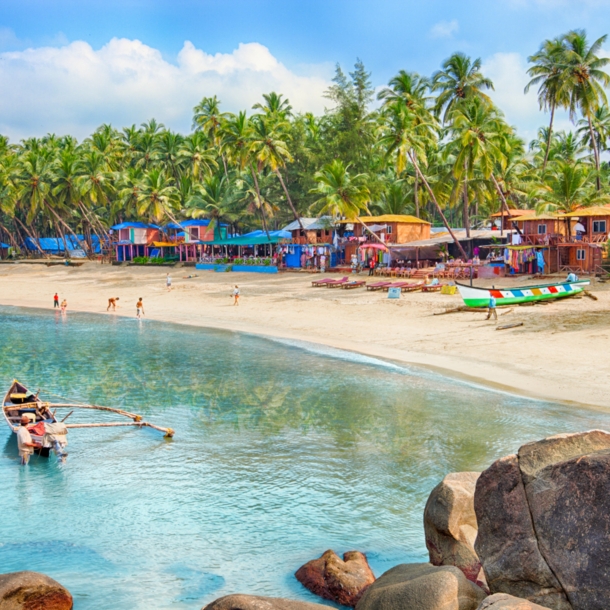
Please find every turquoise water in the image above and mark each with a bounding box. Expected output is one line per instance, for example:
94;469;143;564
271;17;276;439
1;306;610;610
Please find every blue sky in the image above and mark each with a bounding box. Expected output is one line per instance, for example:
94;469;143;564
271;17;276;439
1;0;609;141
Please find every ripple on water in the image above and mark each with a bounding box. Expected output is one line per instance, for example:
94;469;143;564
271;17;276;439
1;306;610;610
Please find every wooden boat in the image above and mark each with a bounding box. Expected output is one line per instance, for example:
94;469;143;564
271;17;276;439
3;379;174;458
456;279;591;308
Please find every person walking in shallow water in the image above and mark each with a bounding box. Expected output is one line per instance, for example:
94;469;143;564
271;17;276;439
53;293;59;308
60;299;67;313
136;297;144;319
107;297;119;311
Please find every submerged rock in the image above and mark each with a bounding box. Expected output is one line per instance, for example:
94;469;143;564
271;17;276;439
202;594;333;610
477;594;550;609
0;571;73;610
295;549;375;607
355;562;486;610
424;472;484;585
475;430;610;610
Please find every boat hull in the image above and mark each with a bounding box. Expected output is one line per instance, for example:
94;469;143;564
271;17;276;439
457;280;590;308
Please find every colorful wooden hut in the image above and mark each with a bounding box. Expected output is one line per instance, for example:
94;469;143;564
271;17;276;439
490;209;534;231
112;222;161;261
511;213;566;245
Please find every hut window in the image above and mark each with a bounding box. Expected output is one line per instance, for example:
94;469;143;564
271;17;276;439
593;220;607;233
386;225;393;234
537;224;547;234
577;249;586;261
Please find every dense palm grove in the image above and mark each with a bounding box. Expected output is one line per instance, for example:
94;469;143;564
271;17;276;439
1;29;610;256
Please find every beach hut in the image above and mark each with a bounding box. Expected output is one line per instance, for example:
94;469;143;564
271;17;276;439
111;222;160;261
0;242;9;259
280;218;336;269
490;209;534;231
166;219;230;262
511;213;566;245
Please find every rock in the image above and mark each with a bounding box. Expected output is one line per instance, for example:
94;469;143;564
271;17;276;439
0;571;73;610
295;550;375;607
202;594;333;610
476;593;550;609
475;430;610;610
424;472;483;584
355;563;486;610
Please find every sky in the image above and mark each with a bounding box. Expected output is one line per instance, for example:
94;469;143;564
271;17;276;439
1;0;610;143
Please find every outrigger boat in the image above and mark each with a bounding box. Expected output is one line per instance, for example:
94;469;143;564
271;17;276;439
456;278;590;308
3;380;174;458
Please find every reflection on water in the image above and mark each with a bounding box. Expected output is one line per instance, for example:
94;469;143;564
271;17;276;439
1;306;609;610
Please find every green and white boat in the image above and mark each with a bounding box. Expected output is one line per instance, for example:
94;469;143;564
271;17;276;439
456;279;590;308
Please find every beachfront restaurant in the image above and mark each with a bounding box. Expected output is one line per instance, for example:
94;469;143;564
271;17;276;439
112;222;160;261
280;217;337;269
165;219;230;262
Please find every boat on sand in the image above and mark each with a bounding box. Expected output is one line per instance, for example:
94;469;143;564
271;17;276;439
456;279;590;308
3;380;174;458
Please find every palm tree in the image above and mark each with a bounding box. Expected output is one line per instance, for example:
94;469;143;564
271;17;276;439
378;70;431;110
374;180;413;215
562;30;610;189
577;105;610;167
179;132;218;182
136;168;179;224
432;53;494;123
253;92;293;119
525;37;571;172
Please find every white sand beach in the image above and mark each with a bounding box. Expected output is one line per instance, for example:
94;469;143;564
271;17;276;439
1;262;609;409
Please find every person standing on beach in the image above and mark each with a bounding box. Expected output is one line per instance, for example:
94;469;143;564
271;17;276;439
60;299;67;313
17;415;40;466
107;297;119;311
486;294;497;321
53;293;59;308
166;273;172;292
232;285;240;306
136;297;145;319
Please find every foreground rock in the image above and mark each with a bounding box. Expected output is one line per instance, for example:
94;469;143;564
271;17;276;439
477;594;550;609
424;472;483;585
202;594;333;610
0;571;73;610
295;550;375;607
475;430;610;610
356;563;486;610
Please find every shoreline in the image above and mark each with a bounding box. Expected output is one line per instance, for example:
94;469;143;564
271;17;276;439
1;263;609;410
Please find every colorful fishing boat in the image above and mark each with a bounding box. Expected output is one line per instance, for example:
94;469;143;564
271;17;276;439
456;279;590;308
3;379;175;460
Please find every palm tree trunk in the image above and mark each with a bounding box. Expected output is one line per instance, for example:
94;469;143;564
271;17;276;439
250;168;271;239
491;174;520;238
587;113;602;191
408;151;469;260
43;201;89;258
13;216;47;257
0;221;20;250
542;103;555;172
412;151;420;218
53;217;70;258
463;161;471;238
274;169;304;230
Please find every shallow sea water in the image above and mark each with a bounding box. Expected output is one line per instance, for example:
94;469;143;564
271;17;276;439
1;306;610;610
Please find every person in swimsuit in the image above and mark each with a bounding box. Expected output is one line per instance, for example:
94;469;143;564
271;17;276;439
136;298;144;319
60;299;67;312
107;297;120;311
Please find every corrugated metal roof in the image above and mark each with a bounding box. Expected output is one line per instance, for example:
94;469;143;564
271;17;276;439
338;215;430;225
282;217;334;231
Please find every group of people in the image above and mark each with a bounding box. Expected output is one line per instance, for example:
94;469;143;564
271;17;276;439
53;293;67;312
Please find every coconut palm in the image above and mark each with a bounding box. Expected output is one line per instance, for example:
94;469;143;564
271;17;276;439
432;53;494;123
378;71;432;110
136;168;179;224
253;92;293;119
525;37;571;172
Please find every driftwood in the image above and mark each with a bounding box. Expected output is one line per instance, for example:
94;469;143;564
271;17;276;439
584;290;598;301
500;308;514;316
496;322;524;331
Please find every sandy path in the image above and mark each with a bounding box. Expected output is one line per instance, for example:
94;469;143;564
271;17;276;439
1;262;609;409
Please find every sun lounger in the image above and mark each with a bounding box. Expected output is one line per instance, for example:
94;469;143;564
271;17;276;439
366;281;392;291
312;276;347;287
382;281;423;292
327;277;351;288
422;283;444;292
341;281;366;289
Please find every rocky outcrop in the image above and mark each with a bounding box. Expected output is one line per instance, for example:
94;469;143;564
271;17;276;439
202;595;333;610
424;472;483;584
475;430;610;610
295;550;375;607
0;571;73;610
355;563;486;610
476;594;550;609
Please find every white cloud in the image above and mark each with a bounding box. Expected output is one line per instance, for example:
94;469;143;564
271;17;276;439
0;38;333;141
430;20;459;39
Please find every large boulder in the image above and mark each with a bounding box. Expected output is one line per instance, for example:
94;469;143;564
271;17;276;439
202;595;333;610
476;594;550;609
355;563;486;610
424;472;483;584
295;550;375;607
475;430;610;610
0;571;73;610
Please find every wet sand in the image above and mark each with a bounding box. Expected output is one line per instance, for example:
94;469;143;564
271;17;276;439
1;261;609;409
